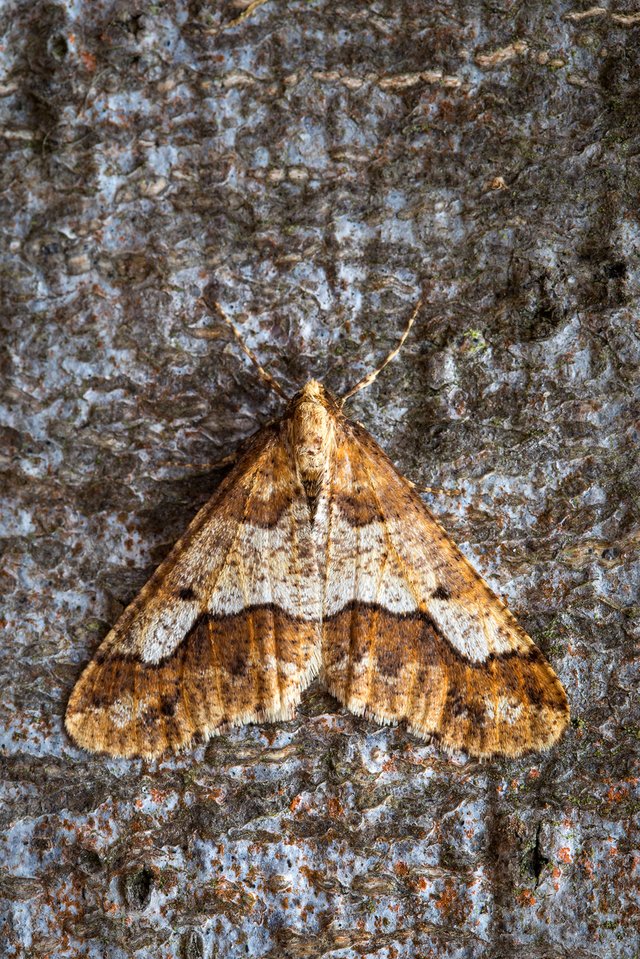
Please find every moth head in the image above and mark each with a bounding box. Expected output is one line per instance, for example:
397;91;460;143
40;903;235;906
290;380;338;487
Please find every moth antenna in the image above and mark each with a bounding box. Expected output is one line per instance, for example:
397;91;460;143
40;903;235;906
340;297;423;405
205;298;290;401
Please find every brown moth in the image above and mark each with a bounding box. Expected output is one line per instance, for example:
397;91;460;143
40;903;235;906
65;301;569;759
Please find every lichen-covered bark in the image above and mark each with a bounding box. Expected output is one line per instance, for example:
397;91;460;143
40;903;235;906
0;1;638;956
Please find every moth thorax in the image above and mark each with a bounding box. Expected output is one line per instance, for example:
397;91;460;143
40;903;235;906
292;399;334;499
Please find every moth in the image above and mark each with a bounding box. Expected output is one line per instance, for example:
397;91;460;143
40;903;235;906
66;299;569;760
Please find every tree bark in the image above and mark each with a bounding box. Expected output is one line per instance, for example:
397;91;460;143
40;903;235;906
1;1;638;957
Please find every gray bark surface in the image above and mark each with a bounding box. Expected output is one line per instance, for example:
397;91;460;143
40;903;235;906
1;1;638;957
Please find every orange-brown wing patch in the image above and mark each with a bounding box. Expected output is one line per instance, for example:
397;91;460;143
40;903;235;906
320;421;570;759
66;420;322;759
66;609;319;759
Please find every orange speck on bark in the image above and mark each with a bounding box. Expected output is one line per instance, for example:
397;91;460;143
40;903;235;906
435;878;458;917
528;767;540;779
327;797;343;818
607;785;628;802
289;795;302;812
394;861;409;877
206;788;225;804
517;888;536;906
558;847;572;864
80;50;97;71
